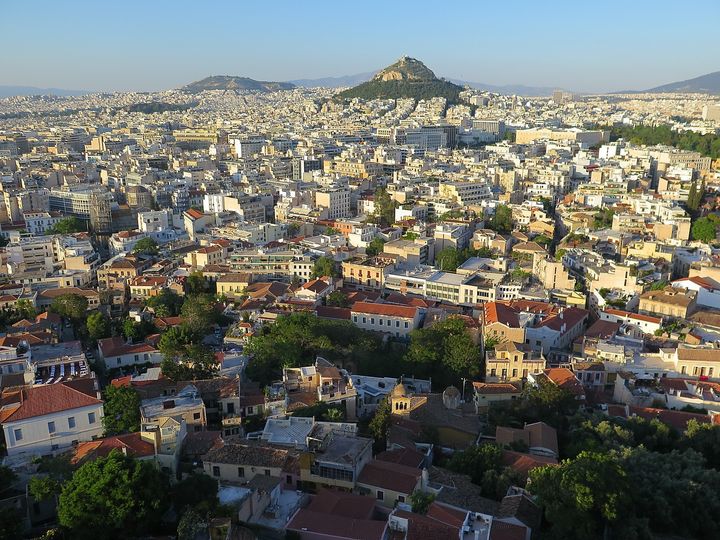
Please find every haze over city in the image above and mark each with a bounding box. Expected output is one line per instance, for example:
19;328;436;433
2;0;720;93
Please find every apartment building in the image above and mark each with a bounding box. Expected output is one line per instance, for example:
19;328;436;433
486;341;546;382
350;302;424;338
342;256;397;289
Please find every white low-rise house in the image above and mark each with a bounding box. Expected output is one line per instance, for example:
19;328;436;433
672;276;720;310
599;308;662;335
97;336;163;369
0;379;103;458
350;302;424;338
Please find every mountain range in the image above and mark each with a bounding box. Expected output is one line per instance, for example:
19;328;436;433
0;85;91;97
180;75;295;93
644;70;720;94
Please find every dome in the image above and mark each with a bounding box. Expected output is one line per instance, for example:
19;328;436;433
442;385;461;410
391;383;408;398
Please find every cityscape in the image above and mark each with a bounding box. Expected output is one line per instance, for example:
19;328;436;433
2;2;720;540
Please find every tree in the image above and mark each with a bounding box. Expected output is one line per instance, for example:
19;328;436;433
409;490;436;514
0;508;22;540
102;385;141;435
369;398;391;450
405;317;480;388
529;451;630;540
186;271;211;295
365;237;386;257
132;237;159;256
181;294;221;337
57;450;170;539
373;187;397;226
691;217;717;243
172;473;219;513
326;291;351;308
29;476;61;501
15;299;36;319
86;311;111;341
146;289;183;317
592;208;615;230
533;234;552;247
177;507;207;540
683;419;720;470
435;247;461;271
310;256;337;279
47;216;85;235
50;294;88;323
488;205;512;234
161;344;218;381
446;444;503;486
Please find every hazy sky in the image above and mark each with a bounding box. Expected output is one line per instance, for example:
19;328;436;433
2;0;718;93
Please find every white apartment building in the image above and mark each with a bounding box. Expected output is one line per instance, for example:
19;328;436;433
1;381;104;458
316;188;351;219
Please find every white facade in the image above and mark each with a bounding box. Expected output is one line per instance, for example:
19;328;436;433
4;403;104;457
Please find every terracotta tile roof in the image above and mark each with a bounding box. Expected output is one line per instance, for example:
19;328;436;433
351;301;419;319
584;319;621;339
425;501;467;528
98;336;159;358
604;308;662;324
71;432;155;464
357;459;421;494
629;406;710;431
184;208;204;220
501;450;557;480
489;520;529;540
392;509;458;540
375;447;425;468
542;368;584;396
316;305;351;320
673;276;719;291
0;381;101;423
535;307;588;333
472;382;521;395
676;347;720;363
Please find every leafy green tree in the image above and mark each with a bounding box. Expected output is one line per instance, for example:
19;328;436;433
436;247;461;271
177;507;207;540
47;217;85;235
102;385;141;435
683;419;720;469
146;289;183;317
692;217;717;243
172;473;219;513
86;311;111;341
592;208;615;230
446;444;502;486
373;187;397;226
310;256;337;278
180;294;220;336
29;476;61;501
0;508;22;540
529;451;630;540
15;299;36;319
365;237;386;257
186;272;211;295
533;234;552;247
409;490;436;514
57;450;170;539
132;237;159;255
50;294;88;323
405;317;480;388
368;398;391;449
326;291;351;308
488;205;512;234
121;317;156;343
161;344;217;381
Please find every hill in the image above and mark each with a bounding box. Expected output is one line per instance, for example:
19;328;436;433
181;75;295;94
645;70;720;94
336;57;463;102
0;85;91;97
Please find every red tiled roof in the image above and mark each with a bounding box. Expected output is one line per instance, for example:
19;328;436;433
316;306;351;320
0;382;101;423
351;301;418;319
604;308;662;324
184;208;204;220
72;432;154;463
501;449;557;480
357;459;421;494
98;336;159;358
629;406;710;431
543;368;584;396
584;319;621;339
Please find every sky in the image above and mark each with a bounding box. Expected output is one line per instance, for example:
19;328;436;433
1;0;719;93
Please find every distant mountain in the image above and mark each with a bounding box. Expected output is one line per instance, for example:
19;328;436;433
0;85;91;98
336;57;463;102
181;75;295;94
645;70;720;94
290;72;375;88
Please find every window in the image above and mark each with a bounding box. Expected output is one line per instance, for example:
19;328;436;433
48;421;56;434
536;340;542;347
14;428;22;442
404;322;409;328
68;417;76;429
512;369;517;378
238;467;245;478
193;412;201;420
134;355;139;362
396;321;400;328
117;358;121;365
247;406;254;415
379;319;383;326
376;490;384;500
265;469;271;476
212;466;220;477
371;318;375;324
286;475;292;484
51;444;59;451
88;412;96;424
227;403;235;414
398;495;406;503
490;369;496;377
